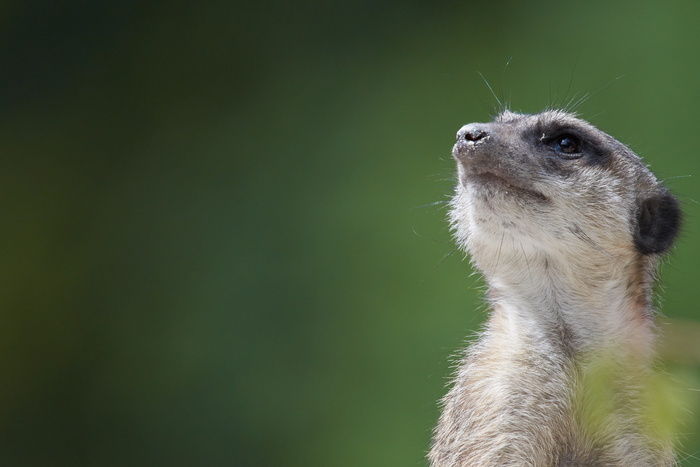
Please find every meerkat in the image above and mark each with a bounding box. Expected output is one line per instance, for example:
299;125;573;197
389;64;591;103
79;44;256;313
429;110;681;467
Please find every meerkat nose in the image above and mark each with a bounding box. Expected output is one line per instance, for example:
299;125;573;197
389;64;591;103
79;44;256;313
457;123;489;142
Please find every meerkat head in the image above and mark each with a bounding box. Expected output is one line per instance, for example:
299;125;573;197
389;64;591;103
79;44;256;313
449;110;681;273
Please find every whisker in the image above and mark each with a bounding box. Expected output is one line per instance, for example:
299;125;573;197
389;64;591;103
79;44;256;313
478;71;502;111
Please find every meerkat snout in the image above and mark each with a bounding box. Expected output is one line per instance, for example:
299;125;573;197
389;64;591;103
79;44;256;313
457;123;489;142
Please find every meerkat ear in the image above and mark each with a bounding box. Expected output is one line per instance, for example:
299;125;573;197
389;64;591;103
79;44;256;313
634;192;681;255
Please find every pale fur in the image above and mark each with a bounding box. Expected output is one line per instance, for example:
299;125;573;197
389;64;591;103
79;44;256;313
429;110;677;466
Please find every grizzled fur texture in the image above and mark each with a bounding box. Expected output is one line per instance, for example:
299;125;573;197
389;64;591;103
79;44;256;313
429;110;681;466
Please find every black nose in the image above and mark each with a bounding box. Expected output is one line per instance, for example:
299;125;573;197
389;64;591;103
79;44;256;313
457;124;489;142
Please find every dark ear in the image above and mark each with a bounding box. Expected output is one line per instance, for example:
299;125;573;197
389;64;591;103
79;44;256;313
634;192;681;255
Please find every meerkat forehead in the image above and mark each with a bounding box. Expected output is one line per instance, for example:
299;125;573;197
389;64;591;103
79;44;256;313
449;109;681;258
494;109;630;157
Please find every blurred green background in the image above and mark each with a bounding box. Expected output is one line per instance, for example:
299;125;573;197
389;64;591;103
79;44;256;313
3;1;700;465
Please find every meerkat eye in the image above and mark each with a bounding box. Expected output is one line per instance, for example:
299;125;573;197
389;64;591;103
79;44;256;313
549;134;582;155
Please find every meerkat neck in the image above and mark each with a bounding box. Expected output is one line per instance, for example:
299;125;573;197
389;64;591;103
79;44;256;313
430;253;662;466
475;240;656;359
486;285;655;365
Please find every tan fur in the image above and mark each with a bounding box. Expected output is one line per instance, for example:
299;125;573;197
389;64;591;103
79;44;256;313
430;110;679;466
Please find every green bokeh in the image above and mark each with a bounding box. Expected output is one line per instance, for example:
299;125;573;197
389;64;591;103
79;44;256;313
2;1;700;465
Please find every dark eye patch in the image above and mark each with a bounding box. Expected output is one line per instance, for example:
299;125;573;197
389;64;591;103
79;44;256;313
539;129;610;166
548;134;582;157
